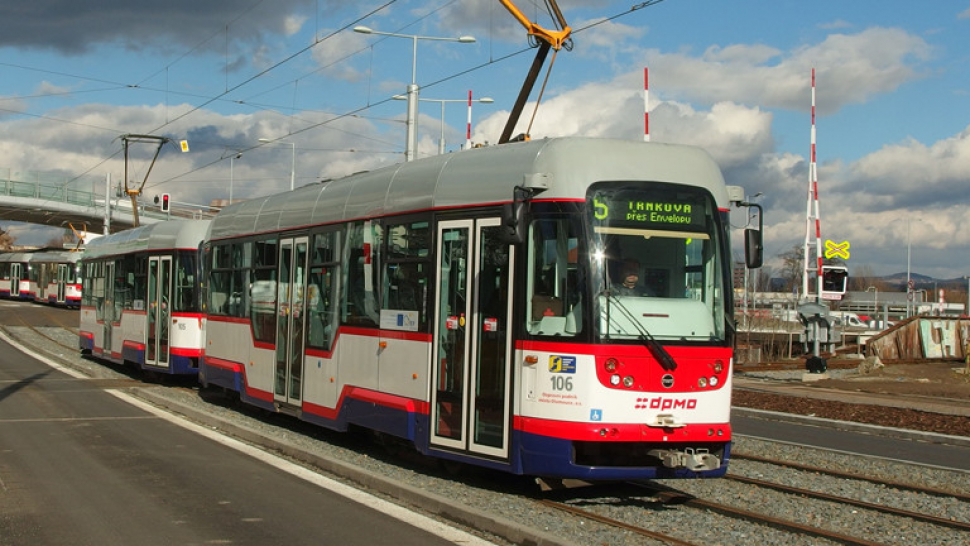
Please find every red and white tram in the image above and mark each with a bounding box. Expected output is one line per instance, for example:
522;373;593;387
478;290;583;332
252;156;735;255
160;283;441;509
79;220;209;375
200;137;761;482
27;250;83;307
0;252;32;300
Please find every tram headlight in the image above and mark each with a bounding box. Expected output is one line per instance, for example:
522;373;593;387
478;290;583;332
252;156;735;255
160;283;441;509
610;374;621;386
713;360;724;374
697;377;708;388
622;375;635;388
709;375;719;387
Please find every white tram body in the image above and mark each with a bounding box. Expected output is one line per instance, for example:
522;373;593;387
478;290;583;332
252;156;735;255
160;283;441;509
78;220;209;375
200;137;742;481
25;250;83;307
0;252;33;300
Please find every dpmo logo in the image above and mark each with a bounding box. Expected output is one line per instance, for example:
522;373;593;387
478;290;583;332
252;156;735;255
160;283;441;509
634;397;697;410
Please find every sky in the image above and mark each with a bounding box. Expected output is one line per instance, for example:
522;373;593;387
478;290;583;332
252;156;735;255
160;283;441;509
0;0;968;281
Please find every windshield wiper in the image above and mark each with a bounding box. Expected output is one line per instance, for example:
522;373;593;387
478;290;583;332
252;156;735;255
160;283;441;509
606;293;678;371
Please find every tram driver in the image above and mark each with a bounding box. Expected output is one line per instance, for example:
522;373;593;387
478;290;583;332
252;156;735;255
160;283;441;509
613;259;653;297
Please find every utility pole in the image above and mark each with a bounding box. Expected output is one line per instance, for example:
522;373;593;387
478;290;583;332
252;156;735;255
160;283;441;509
104;172;111;235
118;134;187;226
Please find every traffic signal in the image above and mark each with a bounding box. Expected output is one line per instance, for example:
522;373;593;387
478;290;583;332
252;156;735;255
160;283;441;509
160;193;171;212
821;265;848;299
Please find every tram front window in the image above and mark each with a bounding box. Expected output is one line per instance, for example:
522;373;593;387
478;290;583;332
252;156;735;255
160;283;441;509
587;183;727;342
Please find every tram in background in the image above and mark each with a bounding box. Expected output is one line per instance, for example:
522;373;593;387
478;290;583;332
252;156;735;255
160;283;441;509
0;250;82;306
0;252;32;300
200;136;762;483
26;250;83;307
78;220;209;375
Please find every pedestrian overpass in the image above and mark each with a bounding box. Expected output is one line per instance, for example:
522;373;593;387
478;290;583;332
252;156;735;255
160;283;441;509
0;170;215;236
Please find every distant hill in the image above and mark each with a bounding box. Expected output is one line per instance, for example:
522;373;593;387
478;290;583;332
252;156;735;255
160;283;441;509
766;272;966;293
877;272;965;291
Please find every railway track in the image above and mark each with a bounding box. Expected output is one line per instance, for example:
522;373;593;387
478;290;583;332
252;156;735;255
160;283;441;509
534;449;970;546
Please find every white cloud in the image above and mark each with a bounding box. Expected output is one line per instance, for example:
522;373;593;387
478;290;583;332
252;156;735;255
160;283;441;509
640;27;932;114
309;28;370;82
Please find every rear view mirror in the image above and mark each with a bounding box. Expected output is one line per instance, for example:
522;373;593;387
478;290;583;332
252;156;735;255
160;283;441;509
745;228;763;269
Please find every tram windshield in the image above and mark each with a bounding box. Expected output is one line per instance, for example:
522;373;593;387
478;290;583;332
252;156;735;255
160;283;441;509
587;183;728;343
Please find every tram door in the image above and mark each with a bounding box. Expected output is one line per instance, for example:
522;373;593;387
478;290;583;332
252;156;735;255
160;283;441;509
10;262;22;297
431;218;513;459
146;256;172;368
102;262;115;353
56;264;70;303
275;237;309;406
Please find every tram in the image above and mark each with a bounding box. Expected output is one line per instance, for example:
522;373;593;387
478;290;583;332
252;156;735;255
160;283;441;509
199;136;762;482
78;220;209;375
0;252;32;300
25;250;83;307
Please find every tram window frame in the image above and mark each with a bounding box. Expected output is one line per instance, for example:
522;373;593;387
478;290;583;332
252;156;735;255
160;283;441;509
341;220;381;328
382;219;430;332
251;237;279;344
208;243;232;316
174;250;199;312
524;215;585;338
307;229;342;351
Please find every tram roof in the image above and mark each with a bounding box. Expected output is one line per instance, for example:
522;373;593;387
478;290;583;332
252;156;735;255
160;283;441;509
0;252;32;264
24;249;82;264
208;137;728;240
82;219;211;261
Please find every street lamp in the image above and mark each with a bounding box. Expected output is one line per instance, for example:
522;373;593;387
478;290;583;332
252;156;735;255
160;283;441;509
904;217;922;317
258;138;295;191
354;25;476;162
229;152;242;204
865;286;878;321
393;91;494;154
965;276;969;316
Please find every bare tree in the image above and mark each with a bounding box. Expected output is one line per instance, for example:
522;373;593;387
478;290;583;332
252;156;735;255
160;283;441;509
777;245;802;293
0;228;14;251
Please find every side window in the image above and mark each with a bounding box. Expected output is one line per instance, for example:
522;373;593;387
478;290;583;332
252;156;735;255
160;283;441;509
231;242;251;318
526;218;583;336
341;221;380;327
307;230;341;351
208;244;231;316
383;220;430;331
174;251;198;312
252;238;278;343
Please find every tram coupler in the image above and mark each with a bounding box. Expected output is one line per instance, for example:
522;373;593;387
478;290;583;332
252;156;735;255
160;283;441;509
648;447;720;472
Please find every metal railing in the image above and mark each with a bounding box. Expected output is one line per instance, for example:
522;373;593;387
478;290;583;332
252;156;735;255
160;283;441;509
0;168;219;223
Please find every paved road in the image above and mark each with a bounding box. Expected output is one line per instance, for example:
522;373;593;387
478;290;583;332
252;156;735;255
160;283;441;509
0;327;491;546
733;411;970;471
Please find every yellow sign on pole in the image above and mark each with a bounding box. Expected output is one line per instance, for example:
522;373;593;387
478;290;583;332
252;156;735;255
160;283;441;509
824;240;850;260
179;140;190;153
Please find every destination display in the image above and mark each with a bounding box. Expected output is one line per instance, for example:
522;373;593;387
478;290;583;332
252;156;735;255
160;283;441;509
589;191;708;230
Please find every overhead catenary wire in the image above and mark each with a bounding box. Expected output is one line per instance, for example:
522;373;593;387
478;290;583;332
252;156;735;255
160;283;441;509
8;0;669;203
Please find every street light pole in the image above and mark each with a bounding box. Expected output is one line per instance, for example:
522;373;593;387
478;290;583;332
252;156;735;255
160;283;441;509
354;26;475;162
392;93;494;154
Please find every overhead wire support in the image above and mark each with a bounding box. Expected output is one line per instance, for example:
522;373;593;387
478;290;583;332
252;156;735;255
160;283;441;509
497;0;572;145
118;133;177;227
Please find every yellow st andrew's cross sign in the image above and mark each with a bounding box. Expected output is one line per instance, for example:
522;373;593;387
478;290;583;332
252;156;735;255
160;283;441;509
824;239;850;260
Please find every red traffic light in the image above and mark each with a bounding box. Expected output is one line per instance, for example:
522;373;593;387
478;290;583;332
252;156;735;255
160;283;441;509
160;193;171;212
